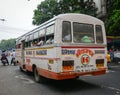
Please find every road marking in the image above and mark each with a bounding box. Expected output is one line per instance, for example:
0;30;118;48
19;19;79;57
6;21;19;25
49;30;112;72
101;85;120;95
106;70;115;73
110;65;120;68
15;75;35;84
107;86;120;92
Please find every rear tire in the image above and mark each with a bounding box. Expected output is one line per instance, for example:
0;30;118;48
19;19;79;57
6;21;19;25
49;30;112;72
34;67;41;83
33;67;47;83
19;66;23;72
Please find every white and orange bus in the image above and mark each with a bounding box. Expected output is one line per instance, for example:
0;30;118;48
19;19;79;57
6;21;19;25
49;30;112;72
15;13;107;82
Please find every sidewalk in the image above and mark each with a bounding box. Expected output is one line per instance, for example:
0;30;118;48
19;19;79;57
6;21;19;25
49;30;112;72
108;61;120;69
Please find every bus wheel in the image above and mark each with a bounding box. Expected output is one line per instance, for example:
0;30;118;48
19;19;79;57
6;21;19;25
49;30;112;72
34;67;41;83
19;67;23;72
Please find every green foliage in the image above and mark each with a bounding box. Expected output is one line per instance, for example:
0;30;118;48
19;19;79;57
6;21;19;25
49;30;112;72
105;0;120;36
32;0;97;25
33;0;60;25
0;39;16;50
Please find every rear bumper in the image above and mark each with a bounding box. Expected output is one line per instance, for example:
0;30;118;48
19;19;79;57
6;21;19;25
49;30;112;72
57;68;106;80
39;68;107;80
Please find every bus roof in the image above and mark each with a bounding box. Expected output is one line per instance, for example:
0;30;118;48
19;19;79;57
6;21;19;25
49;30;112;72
56;13;103;24
16;13;103;41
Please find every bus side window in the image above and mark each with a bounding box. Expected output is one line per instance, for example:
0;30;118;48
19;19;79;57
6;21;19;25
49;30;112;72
25;41;30;48
46;24;54;44
46;35;54;44
62;21;72;42
16;44;21;49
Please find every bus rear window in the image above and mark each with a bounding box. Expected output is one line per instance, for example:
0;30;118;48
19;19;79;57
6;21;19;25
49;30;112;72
95;25;103;43
62;21;72;42
73;22;94;43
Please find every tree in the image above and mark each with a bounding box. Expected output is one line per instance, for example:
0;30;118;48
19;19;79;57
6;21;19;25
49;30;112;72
58;0;97;15
84;0;97;16
0;39;16;50
105;0;120;36
32;0;97;25
32;0;59;25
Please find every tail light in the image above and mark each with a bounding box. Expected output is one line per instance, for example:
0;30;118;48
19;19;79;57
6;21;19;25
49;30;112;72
96;59;104;68
62;60;74;71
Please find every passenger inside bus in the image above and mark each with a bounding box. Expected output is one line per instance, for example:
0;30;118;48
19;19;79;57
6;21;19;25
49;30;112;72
63;34;71;41
31;41;38;46
37;39;44;46
96;37;103;43
81;36;93;43
31;42;33;47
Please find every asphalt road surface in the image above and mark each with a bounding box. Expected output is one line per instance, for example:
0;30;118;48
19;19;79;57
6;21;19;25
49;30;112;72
0;62;120;95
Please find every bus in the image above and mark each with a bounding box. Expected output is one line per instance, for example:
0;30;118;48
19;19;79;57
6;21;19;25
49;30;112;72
15;13;107;82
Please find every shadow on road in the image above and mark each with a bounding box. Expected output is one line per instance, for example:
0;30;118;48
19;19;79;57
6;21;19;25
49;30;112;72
2;65;105;93
12;66;101;93
42;79;100;93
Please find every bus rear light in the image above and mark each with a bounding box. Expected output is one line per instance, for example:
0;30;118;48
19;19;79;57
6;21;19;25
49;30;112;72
62;60;74;71
96;59;104;68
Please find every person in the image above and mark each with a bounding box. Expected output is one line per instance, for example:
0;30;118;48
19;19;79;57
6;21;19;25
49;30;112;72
10;50;16;66
81;36;93;43
109;49;114;62
107;51;111;63
96;37;102;43
63;34;71;41
7;50;12;65
33;41;38;46
107;51;111;69
37;39;44;46
1;50;9;65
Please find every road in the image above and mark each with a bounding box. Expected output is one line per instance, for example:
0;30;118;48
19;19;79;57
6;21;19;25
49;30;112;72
0;62;120;95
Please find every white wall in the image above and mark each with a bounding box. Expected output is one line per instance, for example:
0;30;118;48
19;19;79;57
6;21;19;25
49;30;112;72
94;0;101;14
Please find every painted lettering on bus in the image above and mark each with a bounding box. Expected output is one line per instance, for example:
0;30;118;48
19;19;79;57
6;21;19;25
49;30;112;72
81;54;90;65
36;50;47;55
76;49;94;58
62;49;75;55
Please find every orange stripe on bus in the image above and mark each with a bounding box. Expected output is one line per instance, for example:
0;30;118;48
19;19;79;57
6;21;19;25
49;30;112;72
26;64;32;72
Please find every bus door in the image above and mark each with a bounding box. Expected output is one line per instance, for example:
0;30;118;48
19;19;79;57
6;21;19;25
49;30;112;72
21;40;25;68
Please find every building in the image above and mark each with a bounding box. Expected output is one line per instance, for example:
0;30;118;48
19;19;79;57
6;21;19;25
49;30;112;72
94;0;106;18
94;0;114;20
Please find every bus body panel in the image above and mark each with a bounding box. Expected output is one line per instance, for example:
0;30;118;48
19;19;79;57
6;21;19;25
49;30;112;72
61;46;107;73
16;45;107;80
